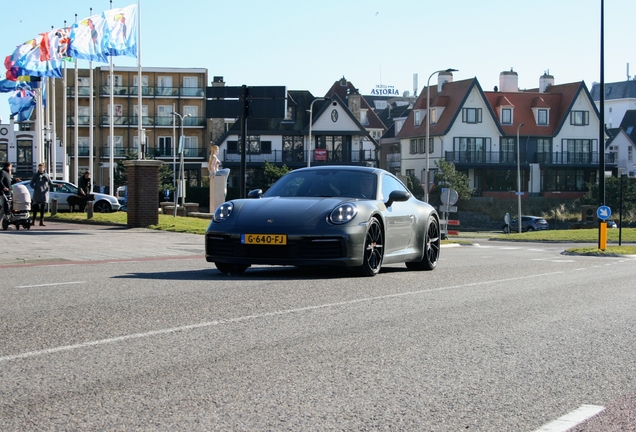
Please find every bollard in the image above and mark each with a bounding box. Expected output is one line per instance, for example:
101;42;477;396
86;200;94;219
51;198;58;216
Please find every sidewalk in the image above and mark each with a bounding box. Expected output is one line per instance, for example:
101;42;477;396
0;220;205;266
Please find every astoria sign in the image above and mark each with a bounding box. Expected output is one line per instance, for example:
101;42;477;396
369;84;400;96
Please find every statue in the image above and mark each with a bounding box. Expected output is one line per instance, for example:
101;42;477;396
208;145;221;176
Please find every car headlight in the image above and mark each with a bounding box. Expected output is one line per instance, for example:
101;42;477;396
213;202;233;222
329;203;357;224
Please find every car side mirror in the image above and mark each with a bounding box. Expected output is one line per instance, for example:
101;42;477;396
385;190;410;207
247;189;263;199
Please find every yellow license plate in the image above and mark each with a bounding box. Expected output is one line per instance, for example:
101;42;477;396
241;234;287;245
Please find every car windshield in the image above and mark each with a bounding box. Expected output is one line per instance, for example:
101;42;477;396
264;170;377;199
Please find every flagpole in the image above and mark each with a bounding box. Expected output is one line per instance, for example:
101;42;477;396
88;8;94;191
52;73;57;180
62;20;68;182
45;77;51;172
74;14;79;186
109;0;115;197
137;0;143;160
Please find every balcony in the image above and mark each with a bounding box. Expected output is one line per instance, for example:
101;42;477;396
67;116;91;126
98;115;205;127
67;146;91;157
100;146;130;158
222;149;376;165
386;153;401;168
147;147;206;158
445;151;616;166
98;85;205;98
66;86;92;97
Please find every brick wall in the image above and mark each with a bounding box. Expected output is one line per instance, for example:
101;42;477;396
123;160;163;228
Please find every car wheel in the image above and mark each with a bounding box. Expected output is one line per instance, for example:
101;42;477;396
359;218;384;277
527;227;534;232
406;215;440;271
215;262;248;275
93;200;112;213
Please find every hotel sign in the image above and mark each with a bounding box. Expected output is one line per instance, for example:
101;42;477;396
369;84;399;96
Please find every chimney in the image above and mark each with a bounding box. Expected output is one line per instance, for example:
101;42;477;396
539;71;554;93
499;68;519;92
437;71;453;92
212;76;225;87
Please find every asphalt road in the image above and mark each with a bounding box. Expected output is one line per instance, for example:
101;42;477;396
1;224;635;431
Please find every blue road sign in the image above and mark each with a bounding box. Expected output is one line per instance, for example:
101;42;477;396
597;205;611;220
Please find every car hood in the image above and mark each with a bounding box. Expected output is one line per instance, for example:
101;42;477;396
232;197;353;228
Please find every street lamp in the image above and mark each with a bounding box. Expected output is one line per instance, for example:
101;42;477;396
307;97;330;167
425;68;457;203
171;111;191;217
516;123;524;233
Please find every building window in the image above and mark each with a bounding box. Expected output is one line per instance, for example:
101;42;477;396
247;135;261;153
107;136;124;157
501;108;512;124
538;109;548;125
133;75;149;87
0;140;7;162
360;109;368;125
537;138;551;153
462;108;482;124
405;169;414;178
501;138;515;152
157;136;173;157
77;77;91;96
570;111;589;126
227;140;239;154
182;76;200;96
430;108;437;125
628;146;633;161
414;110;422;127
183;136;198;156
410;139;417;154
395;120;404;134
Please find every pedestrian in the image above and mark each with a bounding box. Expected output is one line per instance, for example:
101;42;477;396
78;171;91;195
29;163;59;226
1;162;14;218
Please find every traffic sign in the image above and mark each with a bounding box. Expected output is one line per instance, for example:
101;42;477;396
439;205;457;213
597;205;611;221
440;188;458;206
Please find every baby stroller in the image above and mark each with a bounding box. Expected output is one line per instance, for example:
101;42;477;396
2;184;32;230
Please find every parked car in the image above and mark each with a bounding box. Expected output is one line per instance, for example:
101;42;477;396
205;166;441;276
16;180;121;213
503;215;550;233
607;220;618;228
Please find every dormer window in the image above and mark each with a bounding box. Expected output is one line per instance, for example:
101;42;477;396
501;108;512;125
395;119;404;133
414;110;422;127
538;109;548;125
430;108;437;125
360;109;368;126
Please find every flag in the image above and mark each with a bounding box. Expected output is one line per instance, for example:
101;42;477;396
8;84;36;122
4;32;64;79
103;4;138;58
0;79;17;93
67;13;108;62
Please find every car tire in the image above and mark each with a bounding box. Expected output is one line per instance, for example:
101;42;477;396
527;227;534;232
93;200;112;213
215;262;248;275
406;215;440;271
359;218;384;277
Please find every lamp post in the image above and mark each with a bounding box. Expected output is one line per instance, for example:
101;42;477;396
516;123;524;233
307;97;330;167
171;111;191;216
425;68;457;203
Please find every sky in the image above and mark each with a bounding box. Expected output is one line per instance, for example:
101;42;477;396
1;0;634;124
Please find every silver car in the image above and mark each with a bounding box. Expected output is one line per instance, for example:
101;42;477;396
16;180;121;213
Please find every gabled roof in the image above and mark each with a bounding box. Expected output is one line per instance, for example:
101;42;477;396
619;109;636;142
590;80;636;101
606;127;636;149
484;81;591;137
396;78;504;138
324;77;386;130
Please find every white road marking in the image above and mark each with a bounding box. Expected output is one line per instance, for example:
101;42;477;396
0;271;564;363
532;404;605;432
15;281;85;289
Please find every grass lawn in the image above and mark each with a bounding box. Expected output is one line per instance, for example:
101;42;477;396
49;211;636;255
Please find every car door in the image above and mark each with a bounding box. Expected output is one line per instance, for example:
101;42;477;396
380;174;415;256
49;182;77;211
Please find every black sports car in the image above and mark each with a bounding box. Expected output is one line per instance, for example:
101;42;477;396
205;166;440;276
